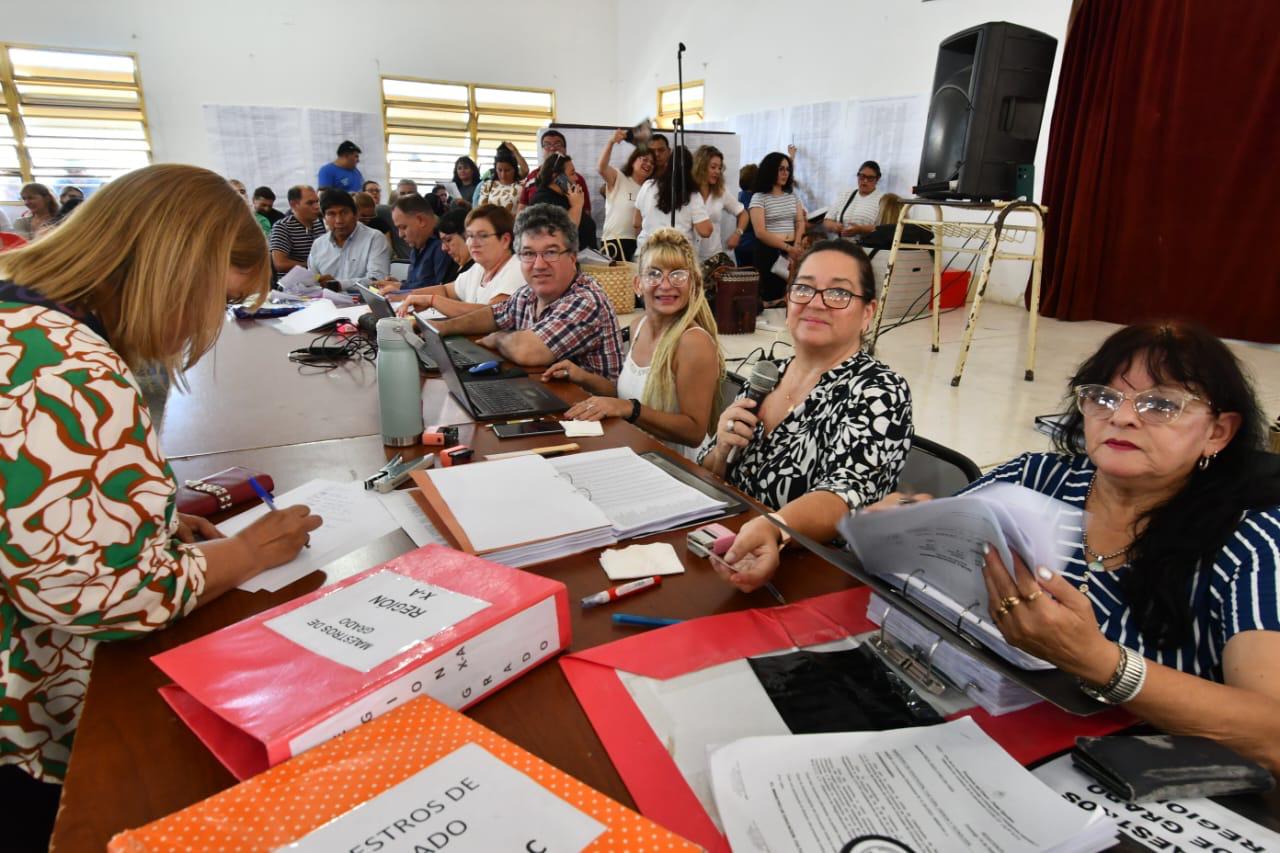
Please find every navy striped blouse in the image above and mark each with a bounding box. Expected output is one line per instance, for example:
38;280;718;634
960;452;1280;682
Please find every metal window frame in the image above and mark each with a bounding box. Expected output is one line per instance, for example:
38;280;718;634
655;79;705;129
0;42;153;186
380;74;555;188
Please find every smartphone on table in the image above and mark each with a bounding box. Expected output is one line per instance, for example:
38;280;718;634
492;420;567;439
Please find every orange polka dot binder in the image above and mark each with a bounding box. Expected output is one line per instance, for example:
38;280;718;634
107;695;700;852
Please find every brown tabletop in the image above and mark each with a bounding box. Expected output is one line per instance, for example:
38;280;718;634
51;320;855;850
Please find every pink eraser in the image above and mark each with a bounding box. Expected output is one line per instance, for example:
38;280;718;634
711;533;736;556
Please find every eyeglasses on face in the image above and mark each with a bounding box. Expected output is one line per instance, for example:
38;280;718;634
1073;383;1208;425
518;247;570;264
641;268;691;287
465;231;496;242
857;172;879;181
787;282;866;309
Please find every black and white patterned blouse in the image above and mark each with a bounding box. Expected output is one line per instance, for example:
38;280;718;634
697;351;913;511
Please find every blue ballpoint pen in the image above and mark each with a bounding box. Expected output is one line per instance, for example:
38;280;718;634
248;476;309;548
612;613;683;629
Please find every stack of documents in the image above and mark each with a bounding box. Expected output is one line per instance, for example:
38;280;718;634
867;592;1040;715
840;482;1078;669
550;447;727;538
711;717;1118;853
415;455;617;567
413;448;728;567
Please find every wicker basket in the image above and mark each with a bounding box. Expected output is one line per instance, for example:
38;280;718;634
581;262;637;317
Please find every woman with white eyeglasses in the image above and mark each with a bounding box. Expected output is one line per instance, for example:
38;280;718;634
395;204;523;319
868;322;1280;771
541;229;722;457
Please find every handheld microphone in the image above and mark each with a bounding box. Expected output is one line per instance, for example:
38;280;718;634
726;360;780;466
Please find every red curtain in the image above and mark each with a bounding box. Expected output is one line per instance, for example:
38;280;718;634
1039;0;1280;343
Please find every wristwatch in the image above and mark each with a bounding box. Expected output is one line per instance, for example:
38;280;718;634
624;398;642;423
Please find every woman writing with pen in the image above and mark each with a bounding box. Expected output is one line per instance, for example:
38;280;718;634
0;165;321;845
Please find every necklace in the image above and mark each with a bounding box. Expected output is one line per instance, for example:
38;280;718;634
1079;475;1130;594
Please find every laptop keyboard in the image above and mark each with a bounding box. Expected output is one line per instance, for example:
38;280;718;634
445;342;479;367
466;381;527;414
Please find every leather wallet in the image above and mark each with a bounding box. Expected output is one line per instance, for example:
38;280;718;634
176;467;274;517
1073;734;1275;802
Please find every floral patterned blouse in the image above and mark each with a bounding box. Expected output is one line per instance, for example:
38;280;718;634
0;295;207;783
475;179;521;215
697;350;914;511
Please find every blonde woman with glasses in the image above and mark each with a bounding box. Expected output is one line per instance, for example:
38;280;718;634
541;228;723;457
0;165;321;843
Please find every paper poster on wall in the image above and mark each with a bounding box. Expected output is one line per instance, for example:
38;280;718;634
203;104;387;202
698;94;928;216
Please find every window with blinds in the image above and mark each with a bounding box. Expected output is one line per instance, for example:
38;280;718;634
0;45;152;199
381;77;553;190
656;80;705;129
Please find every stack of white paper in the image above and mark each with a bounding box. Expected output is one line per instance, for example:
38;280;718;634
711;717;1118;853
550;447;727;538
867;593;1040;716
840;482;1078;669
272;300;369;334
424;455;616;567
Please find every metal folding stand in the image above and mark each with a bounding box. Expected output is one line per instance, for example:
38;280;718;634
867;198;1047;386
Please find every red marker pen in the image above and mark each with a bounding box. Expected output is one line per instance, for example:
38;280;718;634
581;576;662;609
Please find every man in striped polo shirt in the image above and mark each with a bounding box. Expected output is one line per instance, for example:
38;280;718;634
269;185;325;275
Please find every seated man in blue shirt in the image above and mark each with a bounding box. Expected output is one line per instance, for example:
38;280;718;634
317;140;364;191
374;193;450;292
307;189;390;292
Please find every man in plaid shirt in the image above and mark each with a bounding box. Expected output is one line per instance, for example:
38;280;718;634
427;204;624;380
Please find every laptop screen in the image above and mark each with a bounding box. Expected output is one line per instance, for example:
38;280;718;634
355;283;394;320
412;310;474;412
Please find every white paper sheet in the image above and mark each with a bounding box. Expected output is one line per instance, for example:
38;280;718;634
561;420;604;438
599;542;685;580
219;480;401;592
375;489;448;548
711;717;1118;853
281;743;605;852
1033;755;1280;853
550;447;726;538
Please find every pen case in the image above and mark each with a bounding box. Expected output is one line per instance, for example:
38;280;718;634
176;467;275;517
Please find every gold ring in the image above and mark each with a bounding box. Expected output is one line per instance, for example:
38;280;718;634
1025;590;1043;603
1001;596;1022;609
993;605;1009;618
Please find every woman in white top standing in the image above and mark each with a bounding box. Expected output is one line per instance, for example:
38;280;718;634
597;129;655;261
633;147;713;253
692;145;749;263
824;160;884;240
394;204;523;318
749;151;807;306
540;228;723;458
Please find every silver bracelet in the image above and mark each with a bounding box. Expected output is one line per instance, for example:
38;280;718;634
1079;643;1146;705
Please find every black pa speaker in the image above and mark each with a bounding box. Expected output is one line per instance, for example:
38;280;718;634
916;22;1058;201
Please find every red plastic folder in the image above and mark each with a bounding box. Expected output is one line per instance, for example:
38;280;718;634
153;544;570;780
560;586;1131;853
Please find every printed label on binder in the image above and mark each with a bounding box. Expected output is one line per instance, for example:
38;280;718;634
279;742;606;852
265;570;490;672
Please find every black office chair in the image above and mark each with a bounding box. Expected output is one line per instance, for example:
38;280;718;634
898;435;983;497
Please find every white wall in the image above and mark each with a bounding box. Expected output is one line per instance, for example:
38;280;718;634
614;0;1073;304
5;0;620;171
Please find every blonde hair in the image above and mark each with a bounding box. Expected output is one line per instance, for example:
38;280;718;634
0;164;269;381
691;145;726;198
635;228;725;438
877;192;904;227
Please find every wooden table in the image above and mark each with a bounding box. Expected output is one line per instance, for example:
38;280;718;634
51;322;853;851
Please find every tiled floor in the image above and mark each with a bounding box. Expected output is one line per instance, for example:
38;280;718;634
623;304;1280;471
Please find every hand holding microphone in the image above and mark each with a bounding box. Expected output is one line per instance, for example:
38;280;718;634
724;360;780;466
